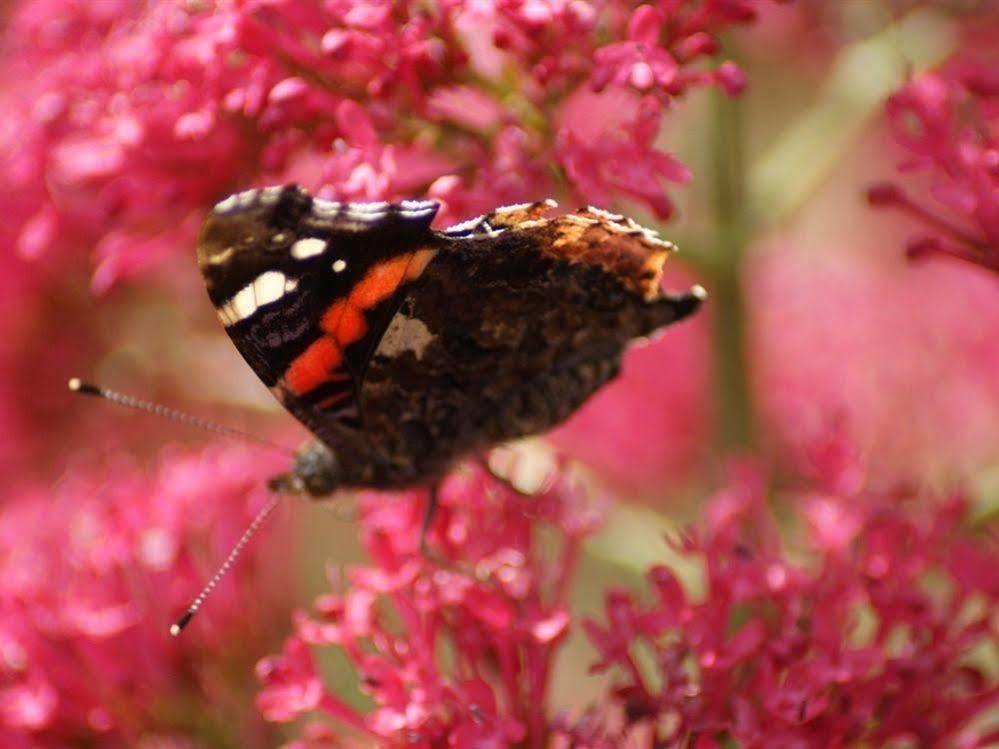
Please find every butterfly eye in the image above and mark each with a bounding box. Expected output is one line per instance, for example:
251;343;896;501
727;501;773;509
332;259;347;273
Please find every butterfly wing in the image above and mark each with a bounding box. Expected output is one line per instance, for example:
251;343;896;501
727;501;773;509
197;185;440;441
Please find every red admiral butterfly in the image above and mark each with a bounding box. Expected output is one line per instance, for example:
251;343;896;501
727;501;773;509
71;185;704;633
197;185;704;502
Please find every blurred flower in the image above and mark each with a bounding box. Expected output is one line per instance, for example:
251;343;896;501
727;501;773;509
868;54;999;273
747;243;999;488
555;89;692;219
0;0;780;293
591;2;756;98
556;461;999;748
257;463;603;747
0;444;291;747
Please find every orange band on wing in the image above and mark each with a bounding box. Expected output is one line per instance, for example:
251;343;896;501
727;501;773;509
317;254;419;351
285;337;343;395
282;249;438;397
320;300;368;347
351;255;412;309
405;248;437;280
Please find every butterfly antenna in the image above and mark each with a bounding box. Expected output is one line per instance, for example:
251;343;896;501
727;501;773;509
170;492;282;636
67;377;294;457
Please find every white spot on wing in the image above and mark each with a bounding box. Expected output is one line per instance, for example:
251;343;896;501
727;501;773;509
375;313;435;360
400;199;435;210
213;194;238;213
204;246;235;266
399;208;437;219
442;214;504;237
444;215;485;234
216;303;236;327
332;259;347;273
398;199;437;219
603;221;633;234
253;270;286;306
495;202;533;213
350;201;389;213
586;206;625;221
346;205;389;222
259;186;283;205
312;199;341;218
291;237;326;259
231;284;257;321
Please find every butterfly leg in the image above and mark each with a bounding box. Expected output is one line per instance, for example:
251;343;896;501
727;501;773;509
416;485;487;584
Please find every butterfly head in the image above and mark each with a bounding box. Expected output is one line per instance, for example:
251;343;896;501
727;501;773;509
268;440;341;498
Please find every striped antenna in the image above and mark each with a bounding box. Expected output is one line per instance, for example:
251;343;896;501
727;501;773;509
67;377;294;457
170;492;282;636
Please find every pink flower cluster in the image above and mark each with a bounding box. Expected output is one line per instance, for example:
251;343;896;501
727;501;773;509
1;0;774;292
256;464;602;748
560;462;999;748
747;243;999;489
869;53;999;273
6;2;999;747
0;444;291;748
257;460;999;748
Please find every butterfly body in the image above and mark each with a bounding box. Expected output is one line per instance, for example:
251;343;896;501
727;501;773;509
197;185;703;493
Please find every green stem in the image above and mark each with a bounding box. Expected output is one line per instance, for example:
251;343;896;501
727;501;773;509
709;89;753;452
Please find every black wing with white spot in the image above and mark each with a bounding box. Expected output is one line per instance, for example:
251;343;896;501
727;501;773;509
196;185;440;430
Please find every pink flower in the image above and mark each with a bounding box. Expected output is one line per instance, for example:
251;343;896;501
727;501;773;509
556;88;692;218
869;55;999;273
0;0;778;306
0;444;293;746
747;243;999;487
592;6;682;92
257;463;603;747
591;1;767;99
559;463;999;748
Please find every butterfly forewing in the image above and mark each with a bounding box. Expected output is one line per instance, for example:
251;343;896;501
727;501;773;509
196;186;441;434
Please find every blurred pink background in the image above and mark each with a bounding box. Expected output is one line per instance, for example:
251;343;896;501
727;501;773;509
1;1;996;747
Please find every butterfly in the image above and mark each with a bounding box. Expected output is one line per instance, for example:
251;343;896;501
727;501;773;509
197;185;704;514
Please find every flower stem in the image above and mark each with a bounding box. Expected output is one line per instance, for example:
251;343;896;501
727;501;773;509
709;88;753;451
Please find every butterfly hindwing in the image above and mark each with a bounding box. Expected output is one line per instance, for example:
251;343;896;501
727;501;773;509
196;186;440;432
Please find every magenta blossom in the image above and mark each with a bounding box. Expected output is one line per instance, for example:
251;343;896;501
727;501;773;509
0;0;779;296
0;444;292;747
747;242;999;488
257;463;603;748
591;3;753;97
559;462;999;748
869;54;999;273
